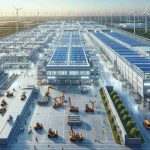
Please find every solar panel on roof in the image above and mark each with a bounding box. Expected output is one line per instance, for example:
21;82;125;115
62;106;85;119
51;47;68;63
106;32;149;47
94;32;150;73
139;68;150;72
70;47;86;63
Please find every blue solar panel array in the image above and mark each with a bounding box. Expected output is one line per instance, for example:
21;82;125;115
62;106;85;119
106;32;149;47
51;47;68;63
94;32;150;73
71;47;86;63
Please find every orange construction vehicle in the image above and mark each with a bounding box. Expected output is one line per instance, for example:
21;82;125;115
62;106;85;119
69;97;79;112
85;101;94;112
53;93;64;108
69;127;83;142
21;92;26;100
34;122;43;130
54;92;65;100
1;100;7;107
143;120;150;129
6;91;13;97
48;128;58;138
53;99;64;108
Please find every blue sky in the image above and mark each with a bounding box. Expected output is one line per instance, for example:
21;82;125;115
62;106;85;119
0;0;150;16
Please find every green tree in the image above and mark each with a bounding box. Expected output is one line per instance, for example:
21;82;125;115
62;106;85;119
127;121;135;130
110;91;117;97
130;128;139;137
118;104;125;111
120;109;129;117
114;99;122;106
113;95;119;100
122;114;129;123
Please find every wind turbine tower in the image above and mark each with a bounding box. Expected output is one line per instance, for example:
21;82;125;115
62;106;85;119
13;6;22;32
37;11;40;25
142;8;149;33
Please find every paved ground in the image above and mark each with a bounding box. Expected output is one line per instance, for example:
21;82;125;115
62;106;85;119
1;51;149;149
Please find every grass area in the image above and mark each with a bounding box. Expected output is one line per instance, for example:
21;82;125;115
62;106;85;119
122;28;150;39
0;30;16;37
0;21;39;37
99;88;121;144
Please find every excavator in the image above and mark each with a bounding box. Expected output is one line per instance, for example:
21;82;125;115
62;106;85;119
48;128;58;138
34;122;43;130
6;91;13;97
143;120;150;129
85;101;94;112
69;127;83;142
21;92;26;100
1;100;7;107
45;85;54;97
53;93;64;108
69;97;79;112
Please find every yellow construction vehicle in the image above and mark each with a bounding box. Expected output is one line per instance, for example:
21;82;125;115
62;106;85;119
48;128;58;138
143;120;150;129
69;97;79;112
69;127;83;142
21;92;26;100
6;91;13;97
34;122;43;130
53;93;64;108
85;101;94;112
1;100;7;107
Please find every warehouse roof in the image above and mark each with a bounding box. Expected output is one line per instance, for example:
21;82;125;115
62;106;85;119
93;32;150;73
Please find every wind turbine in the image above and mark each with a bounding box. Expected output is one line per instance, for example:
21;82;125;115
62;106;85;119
13;6;22;32
37;10;40;25
142;8;149;33
111;11;113;26
119;12;122;22
45;11;47;23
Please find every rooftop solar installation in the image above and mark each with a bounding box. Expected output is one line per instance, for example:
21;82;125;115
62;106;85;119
124;56;145;59
93;32;150;73
138;68;150;72
135;64;150;68
50;47;68;63
70;47;87;64
106;32;149;47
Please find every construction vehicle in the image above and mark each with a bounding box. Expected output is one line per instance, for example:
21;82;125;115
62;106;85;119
85;101;94;112
45;85;52;97
54;92;65;100
143;120;150;129
34;122;43;130
53;99;64;108
21;92;26;100
6;91;13;97
53;93;64;108
69;97;79;112
48;128;58;138
69;127;83;142
1;100;7;107
0;107;6;113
